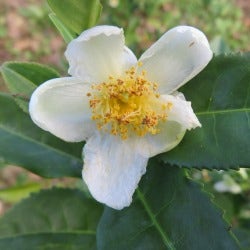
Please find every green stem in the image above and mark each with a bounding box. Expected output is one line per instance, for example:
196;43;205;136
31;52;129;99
136;189;176;250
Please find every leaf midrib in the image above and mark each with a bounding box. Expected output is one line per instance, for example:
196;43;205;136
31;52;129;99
0;124;82;163
136;189;176;250
196;107;250;116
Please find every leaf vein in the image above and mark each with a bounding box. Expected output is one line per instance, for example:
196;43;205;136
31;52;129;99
0;125;82;163
196;107;250;116
136;189;176;250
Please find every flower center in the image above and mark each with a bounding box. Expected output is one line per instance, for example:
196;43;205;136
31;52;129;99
87;64;172;139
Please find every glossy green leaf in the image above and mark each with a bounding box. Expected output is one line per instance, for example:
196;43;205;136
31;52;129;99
47;0;102;34
97;161;239;250
49;13;75;43
160;53;250;169
0;93;83;178
0;188;102;249
1;62;60;112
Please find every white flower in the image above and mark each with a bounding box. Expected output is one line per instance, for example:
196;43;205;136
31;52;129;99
29;25;212;209
214;174;241;194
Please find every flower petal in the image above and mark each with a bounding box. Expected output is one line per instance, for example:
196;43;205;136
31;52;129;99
65;25;137;82
82;132;148;210
139;26;213;94
136;92;200;158
29;77;95;142
136;121;186;158
163;93;201;129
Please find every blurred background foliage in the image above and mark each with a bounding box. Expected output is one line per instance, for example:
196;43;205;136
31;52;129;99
0;0;250;232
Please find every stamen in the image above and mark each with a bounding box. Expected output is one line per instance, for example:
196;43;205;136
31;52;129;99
87;65;172;139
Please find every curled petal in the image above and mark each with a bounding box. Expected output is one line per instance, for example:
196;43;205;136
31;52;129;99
136;92;200;158
29;77;95;142
82;133;148;210
65;25;137;82
162;93;201;130
139;26;213;94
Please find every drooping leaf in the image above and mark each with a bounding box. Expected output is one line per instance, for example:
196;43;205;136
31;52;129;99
47;0;102;34
49;13;75;43
0;93;83;178
0;188;103;249
97;161;240;250
160;53;250;169
0;62;60;112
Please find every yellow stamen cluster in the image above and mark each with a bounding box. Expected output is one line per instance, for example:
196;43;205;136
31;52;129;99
87;65;172;139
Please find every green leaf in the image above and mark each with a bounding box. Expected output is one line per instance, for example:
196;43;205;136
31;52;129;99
0;183;41;203
97;161;239;250
1;62;60;112
49;13;75;43
0;93;83;178
47;0;102;34
0;188;103;250
160;53;250;169
0;233;96;250
234;228;250;250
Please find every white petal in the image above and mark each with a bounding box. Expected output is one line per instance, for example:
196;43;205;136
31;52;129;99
65;25;137;82
136;121;186;158
123;46;137;70
162;93;201;130
82;133;148;210
29;77;95;142
139;26;213;94
135;93;200;158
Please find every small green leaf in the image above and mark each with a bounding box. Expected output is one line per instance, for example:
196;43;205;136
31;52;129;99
97;161;239;249
49;13;75;43
47;0;102;34
0;183;41;203
1;62;60;112
160;53;250;169
0;188;103;249
0;93;83;178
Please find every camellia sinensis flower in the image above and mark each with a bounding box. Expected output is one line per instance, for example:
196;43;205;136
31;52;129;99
29;25;212;209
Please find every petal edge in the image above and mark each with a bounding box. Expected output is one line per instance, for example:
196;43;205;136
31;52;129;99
139;26;213;94
29;77;95;142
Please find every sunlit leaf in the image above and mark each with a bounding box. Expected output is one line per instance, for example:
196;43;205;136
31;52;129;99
47;0;102;34
49;13;75;43
1;62;60;112
97;161;239;249
0;183;41;203
160;53;250;169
